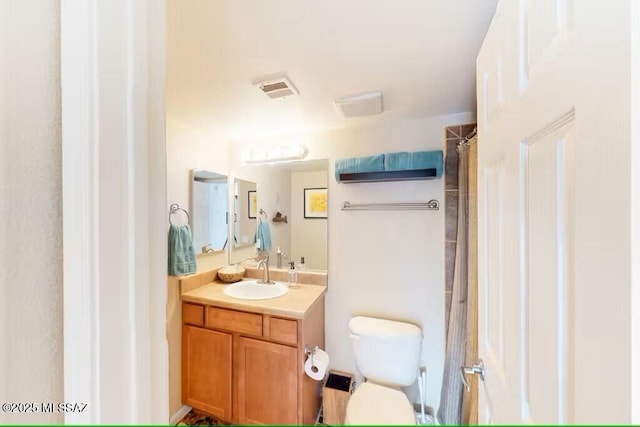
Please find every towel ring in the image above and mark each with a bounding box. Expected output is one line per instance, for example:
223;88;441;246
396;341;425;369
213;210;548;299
169;203;190;225
258;208;268;220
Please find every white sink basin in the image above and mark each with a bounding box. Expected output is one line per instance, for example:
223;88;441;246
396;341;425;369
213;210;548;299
223;280;289;300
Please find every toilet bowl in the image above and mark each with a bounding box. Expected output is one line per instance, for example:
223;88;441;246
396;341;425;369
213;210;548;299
344;316;423;425
345;382;416;425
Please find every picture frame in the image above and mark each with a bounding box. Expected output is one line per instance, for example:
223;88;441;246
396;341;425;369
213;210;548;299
304;187;328;219
248;190;257;219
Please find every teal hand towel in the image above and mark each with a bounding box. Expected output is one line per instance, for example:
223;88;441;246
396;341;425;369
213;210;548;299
168;224;197;276
384;150;443;177
335;154;385;182
255;220;272;252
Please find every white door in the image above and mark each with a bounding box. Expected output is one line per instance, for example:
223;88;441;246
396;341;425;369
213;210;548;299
476;0;634;423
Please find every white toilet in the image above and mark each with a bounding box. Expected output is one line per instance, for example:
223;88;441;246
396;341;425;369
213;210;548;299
345;316;423;425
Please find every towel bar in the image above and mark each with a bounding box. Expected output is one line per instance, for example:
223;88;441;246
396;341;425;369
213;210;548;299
341;200;439;211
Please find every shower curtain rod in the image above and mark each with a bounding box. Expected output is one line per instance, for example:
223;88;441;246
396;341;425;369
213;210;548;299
458;127;477;147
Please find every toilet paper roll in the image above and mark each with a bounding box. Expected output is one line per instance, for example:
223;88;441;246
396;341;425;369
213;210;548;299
304;347;329;381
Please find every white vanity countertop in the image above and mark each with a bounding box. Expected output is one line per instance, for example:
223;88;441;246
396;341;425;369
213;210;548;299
181;281;326;319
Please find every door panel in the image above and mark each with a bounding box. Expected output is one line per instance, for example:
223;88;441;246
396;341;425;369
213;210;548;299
477;0;632;423
482;164;505;369
236;337;298;425
182;325;232;419
525;0;571;75
522;118;575;424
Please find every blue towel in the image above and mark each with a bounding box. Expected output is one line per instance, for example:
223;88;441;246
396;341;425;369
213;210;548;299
255;220;272;252
168;224;197;276
384;150;444;177
335;154;385;182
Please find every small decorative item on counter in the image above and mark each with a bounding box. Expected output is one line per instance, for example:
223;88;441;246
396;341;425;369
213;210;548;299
217;264;246;283
288;261;298;287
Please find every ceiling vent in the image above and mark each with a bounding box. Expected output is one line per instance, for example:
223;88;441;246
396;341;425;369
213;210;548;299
255;76;299;99
334;91;384;118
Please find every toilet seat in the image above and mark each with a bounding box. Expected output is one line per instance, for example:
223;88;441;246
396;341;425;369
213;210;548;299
345;382;416;425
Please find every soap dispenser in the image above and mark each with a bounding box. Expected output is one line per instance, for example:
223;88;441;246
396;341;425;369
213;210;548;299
297;256;306;270
288;261;297;287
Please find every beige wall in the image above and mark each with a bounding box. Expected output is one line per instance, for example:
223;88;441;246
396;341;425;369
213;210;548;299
0;0;63;423
290;170;328;270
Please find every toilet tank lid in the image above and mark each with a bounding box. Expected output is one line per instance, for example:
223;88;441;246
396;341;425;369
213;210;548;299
349;316;422;338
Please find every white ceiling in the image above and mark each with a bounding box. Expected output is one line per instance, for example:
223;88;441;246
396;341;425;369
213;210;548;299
167;0;498;139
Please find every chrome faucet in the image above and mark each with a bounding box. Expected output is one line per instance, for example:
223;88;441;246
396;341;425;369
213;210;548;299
256;254;274;285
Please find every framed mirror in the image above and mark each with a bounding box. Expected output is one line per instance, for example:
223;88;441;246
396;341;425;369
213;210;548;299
233;178;257;249
190;169;229;254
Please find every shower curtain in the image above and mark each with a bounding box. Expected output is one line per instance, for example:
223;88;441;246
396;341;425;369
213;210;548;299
438;140;472;425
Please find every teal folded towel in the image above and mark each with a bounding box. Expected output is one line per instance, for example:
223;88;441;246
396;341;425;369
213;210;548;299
255;220;272;252
384;150;443;177
168;224;197;276
335;154;385;182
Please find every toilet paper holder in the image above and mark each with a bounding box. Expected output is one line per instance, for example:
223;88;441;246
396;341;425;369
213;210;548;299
304;345;319;372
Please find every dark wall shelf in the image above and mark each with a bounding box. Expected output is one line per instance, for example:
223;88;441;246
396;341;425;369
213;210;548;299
338;168;438;183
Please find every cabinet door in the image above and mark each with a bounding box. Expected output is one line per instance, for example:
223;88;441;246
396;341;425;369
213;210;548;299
237;337;298;425
182;325;232;419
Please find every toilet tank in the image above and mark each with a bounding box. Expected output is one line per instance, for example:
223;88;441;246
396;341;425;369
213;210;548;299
348;316;423;387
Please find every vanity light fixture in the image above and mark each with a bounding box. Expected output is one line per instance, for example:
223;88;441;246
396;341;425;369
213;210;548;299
242;144;308;165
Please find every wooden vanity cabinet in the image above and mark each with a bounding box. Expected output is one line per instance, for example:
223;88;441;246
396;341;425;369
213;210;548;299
182;298;324;425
